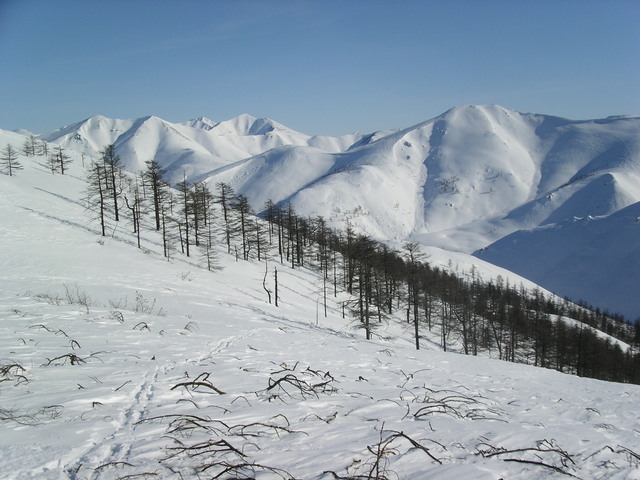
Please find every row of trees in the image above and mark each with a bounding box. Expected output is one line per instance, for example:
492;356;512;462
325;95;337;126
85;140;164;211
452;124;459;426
77;143;640;384
86;144;241;270
85;144;288;269
1;138;72;177
269;213;640;383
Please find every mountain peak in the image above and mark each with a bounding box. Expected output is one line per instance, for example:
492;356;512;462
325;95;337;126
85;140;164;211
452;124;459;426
213;114;265;135
182;116;218;131
212;114;300;137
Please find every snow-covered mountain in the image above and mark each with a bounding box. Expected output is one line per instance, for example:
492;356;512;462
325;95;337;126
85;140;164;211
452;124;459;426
29;106;640;318
40;113;364;183
1;128;639;480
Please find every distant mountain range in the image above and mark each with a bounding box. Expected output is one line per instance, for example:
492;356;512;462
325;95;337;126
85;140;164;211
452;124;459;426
33;105;640;319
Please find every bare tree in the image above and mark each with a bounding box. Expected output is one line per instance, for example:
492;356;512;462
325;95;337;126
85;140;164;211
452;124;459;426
86;162;108;236
190;182;213;248
100;144;123;221
404;242;425;349
196;184;220;271
53;145;72;174
176;173;191;257
22;135;37;157
160;203;178;260
38;140;49;157
214;182;236;254
231;193;253;261
1;144;22;176
124;175;146;248
254;217;267;262
143;159;168;231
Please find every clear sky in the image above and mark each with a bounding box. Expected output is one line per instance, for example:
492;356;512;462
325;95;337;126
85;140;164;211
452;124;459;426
0;0;638;136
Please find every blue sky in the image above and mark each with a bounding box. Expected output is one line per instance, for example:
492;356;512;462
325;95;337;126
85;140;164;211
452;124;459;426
1;0;638;135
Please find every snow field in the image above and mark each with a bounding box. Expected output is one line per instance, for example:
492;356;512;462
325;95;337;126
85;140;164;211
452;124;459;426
1;135;640;479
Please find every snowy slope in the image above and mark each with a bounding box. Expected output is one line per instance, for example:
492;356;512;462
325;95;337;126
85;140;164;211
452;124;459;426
2;129;640;480
476;201;640;318
19;105;640;319
40;114;364;185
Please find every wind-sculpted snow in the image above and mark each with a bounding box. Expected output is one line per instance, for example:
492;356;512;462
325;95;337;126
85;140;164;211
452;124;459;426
15;104;640;318
1;149;639;479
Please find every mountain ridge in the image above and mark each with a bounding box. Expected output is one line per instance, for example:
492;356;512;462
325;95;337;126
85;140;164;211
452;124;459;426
11;105;640;318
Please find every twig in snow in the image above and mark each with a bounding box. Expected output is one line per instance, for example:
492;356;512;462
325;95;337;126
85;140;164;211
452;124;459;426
170;372;225;395
477;439;578;477
44;353;86;366
114;380;132;392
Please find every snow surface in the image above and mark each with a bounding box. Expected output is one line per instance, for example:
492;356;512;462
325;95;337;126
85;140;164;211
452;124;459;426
1;131;640;480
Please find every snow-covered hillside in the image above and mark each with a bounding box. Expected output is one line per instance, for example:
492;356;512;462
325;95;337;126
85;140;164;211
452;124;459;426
18;105;640;318
2;125;639;480
39;113;364;185
476;201;640;318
